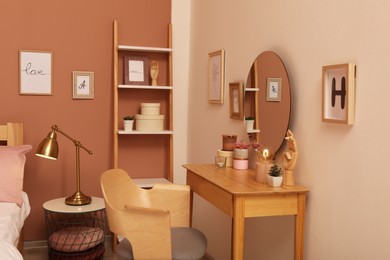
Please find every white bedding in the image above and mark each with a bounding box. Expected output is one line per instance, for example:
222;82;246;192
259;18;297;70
0;192;30;260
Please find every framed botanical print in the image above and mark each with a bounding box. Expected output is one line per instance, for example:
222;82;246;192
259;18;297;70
229;82;244;120
124;55;149;85
322;63;356;125
208;50;225;104
266;78;282;102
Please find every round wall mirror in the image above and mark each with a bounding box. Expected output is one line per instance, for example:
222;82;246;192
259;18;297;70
245;51;291;155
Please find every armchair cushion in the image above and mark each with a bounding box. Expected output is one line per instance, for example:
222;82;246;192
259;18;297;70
117;227;207;260
171;227;207;260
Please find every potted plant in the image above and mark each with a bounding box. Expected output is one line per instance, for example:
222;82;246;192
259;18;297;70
245;116;255;132
123;116;134;132
267;163;283;187
232;141;250;170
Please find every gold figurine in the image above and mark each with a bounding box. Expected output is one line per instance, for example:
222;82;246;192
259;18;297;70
150;60;159;86
282;129;298;186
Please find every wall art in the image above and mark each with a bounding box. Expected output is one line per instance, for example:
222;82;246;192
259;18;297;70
208;49;225;104
266;78;282;102
124;55;149;85
19;50;53;95
322;63;356;124
73;71;94;99
229;82;244;120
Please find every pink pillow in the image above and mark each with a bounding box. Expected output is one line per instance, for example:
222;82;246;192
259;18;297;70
0;145;32;207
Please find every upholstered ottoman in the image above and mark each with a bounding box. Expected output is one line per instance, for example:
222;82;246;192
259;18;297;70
48;226;105;260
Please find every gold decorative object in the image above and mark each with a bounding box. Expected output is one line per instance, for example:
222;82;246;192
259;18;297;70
150;60;159;86
282;129;298;186
35;125;93;205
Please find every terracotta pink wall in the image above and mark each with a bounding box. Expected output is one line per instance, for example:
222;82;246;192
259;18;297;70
0;0;171;240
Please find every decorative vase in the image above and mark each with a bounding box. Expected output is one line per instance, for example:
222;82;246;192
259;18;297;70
267;175;283;187
124;120;134;132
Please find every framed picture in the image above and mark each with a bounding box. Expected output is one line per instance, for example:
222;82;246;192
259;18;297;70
322;63;356;125
124;55;149;85
229;82;244;120
19;50;53;95
208;50;225;104
266;78;282;102
73;71;94;99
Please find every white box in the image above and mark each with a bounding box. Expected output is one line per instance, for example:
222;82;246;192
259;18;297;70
135;114;164;131
140;103;160;116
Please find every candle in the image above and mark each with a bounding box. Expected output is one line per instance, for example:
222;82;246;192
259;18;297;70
262;149;270;160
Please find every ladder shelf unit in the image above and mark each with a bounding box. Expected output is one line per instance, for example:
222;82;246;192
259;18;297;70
113;19;173;182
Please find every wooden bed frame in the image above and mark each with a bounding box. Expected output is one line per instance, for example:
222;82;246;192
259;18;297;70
0;123;23;146
0;122;25;254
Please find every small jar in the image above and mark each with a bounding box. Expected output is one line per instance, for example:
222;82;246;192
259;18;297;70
217;150;233;167
222;135;237;151
255;161;273;183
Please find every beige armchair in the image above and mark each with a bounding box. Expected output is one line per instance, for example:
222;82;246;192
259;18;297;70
100;168;207;259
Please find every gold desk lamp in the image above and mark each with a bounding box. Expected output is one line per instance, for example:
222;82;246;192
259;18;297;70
36;125;93;206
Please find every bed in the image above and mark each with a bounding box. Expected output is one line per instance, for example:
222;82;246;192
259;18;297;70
0;123;31;260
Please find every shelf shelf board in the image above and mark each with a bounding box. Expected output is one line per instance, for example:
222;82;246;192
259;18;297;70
118;85;172;90
118;130;173;135
247;129;261;133
118;45;172;53
245;88;259;92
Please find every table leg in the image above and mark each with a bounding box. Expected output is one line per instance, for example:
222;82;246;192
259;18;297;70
294;193;306;260
189;188;194;227
113;234;118;253
232;196;245;260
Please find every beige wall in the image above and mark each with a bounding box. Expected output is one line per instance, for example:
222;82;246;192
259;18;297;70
172;0;191;185
0;0;171;240
188;0;390;259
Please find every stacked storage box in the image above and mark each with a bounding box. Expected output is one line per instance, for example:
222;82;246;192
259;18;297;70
135;103;164;131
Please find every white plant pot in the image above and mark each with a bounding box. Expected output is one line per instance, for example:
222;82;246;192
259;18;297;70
267;175;283;187
246;120;255;132
124;120;134;132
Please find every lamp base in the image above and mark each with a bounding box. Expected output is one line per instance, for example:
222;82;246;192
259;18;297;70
65;191;92;206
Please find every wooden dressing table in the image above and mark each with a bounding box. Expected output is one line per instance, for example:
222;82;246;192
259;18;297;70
183;164;309;260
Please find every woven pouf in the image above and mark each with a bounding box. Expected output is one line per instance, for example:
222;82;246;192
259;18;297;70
48;226;105;260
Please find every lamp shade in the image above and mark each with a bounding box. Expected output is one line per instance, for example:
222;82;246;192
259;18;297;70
35;130;59;160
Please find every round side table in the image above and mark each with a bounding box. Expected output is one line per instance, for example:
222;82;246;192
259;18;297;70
43;197;106;260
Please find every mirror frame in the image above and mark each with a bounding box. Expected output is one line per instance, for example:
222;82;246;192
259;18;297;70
245;51;291;156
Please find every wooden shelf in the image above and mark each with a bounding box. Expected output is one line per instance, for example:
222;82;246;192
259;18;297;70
118;130;173;135
245;88;259;92
118;45;172;53
118;85;172;90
